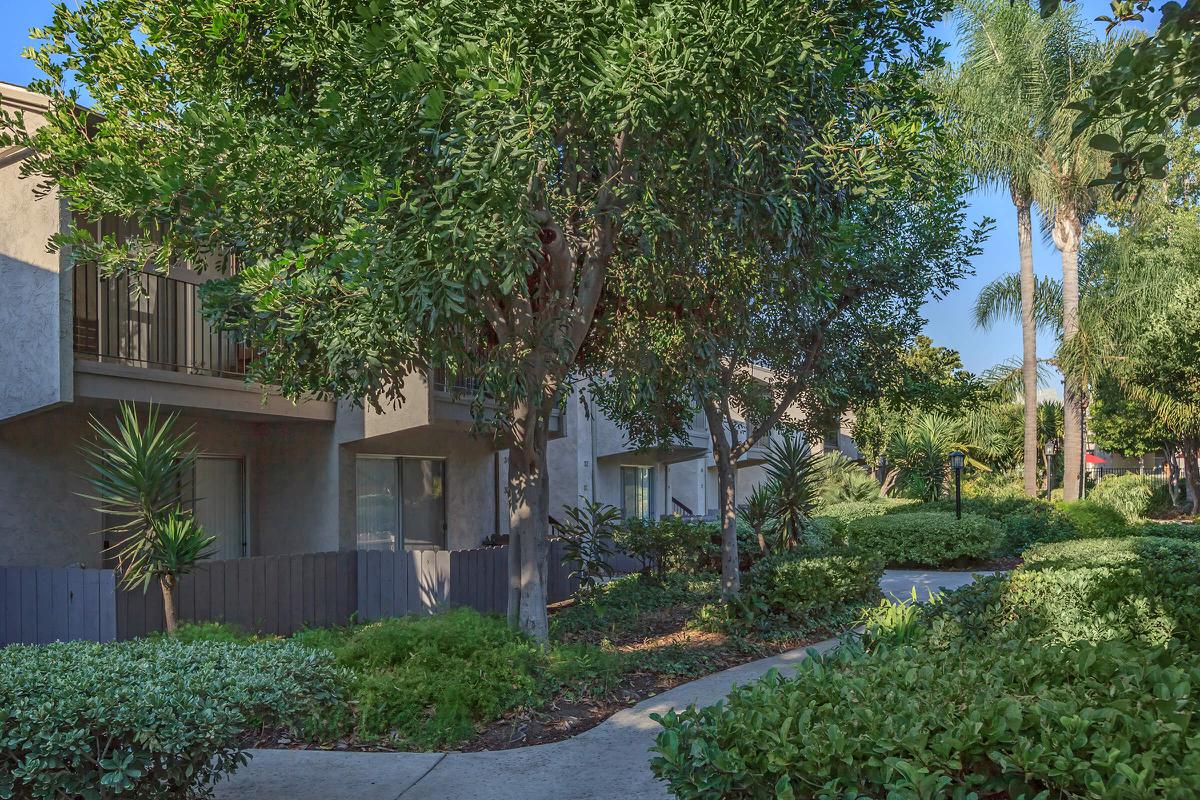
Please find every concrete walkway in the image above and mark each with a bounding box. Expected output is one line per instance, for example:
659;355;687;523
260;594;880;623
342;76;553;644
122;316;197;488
214;570;982;800
880;568;990;601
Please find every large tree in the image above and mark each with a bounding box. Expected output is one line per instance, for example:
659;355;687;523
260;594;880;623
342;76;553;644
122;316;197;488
593;168;984;596
5;0;956;638
946;0;1120;501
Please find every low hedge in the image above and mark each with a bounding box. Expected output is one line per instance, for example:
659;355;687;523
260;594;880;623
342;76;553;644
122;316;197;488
0;639;345;799
1055;500;1129;537
1002;536;1200;647
745;550;883;622
814;498;913;526
1137;521;1200;541
846;511;1002;567
652;637;1200;799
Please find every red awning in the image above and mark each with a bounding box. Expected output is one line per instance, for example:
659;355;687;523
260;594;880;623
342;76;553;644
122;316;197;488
1085;453;1107;465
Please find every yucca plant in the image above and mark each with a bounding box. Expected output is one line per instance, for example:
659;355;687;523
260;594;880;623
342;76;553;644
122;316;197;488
763;435;821;549
146;510;216;631
738;483;778;556
80;402;213;633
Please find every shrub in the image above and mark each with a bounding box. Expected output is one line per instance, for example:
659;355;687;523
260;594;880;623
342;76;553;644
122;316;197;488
1088;473;1159;522
1136;521;1200;542
846;511;1002;567
1002;536;1200;647
333;608;547;747
1055;499;1129;537
744;550;883;623
961;469;1025;499
652;637;1200;799
897;495;1076;555
0;639;345;799
614;516;714;576
815;498;913;525
798;516;844;554
551;573;719;642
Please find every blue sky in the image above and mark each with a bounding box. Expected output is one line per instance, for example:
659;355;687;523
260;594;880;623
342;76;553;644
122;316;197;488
0;0;1155;379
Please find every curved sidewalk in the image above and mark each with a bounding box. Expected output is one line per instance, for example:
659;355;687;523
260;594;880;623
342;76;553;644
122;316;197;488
215;570;983;800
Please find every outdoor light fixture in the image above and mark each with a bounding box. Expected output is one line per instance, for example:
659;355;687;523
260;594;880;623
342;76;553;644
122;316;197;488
948;450;965;520
1045;440;1058;501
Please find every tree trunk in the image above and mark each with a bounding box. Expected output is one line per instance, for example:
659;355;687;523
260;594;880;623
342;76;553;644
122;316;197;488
161;574;178;635
1183;437;1200;517
714;450;739;598
1014;188;1039;497
702;400;740;599
1164;441;1182;507
880;467;899;497
506;403;551;642
1055;209;1084;502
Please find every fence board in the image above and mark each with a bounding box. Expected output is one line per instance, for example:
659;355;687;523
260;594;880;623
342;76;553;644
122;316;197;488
98;571;117;643
0;565;115;647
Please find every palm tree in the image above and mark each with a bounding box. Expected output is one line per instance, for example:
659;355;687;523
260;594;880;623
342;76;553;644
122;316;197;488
945;0;1085;498
951;2;1119;501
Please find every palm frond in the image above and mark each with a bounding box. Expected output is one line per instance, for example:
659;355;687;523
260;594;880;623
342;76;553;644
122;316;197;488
973;272;1062;331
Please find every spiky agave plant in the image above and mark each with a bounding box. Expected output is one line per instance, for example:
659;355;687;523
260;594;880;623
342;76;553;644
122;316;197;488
762;435;821;549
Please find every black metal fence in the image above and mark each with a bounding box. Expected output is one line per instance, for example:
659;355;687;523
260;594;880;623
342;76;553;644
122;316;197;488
1088;466;1169;488
73;261;249;378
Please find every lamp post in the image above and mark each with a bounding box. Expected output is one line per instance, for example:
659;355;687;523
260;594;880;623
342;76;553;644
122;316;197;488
949;450;965;520
1045;439;1057;501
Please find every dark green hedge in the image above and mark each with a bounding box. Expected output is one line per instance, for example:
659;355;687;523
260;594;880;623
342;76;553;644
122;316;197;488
746;550;883;622
652;637;1200;799
847;511;1002;567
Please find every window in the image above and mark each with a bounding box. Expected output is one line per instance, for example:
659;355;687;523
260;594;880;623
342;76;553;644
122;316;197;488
101;454;247;567
356;456;447;551
621;466;655;520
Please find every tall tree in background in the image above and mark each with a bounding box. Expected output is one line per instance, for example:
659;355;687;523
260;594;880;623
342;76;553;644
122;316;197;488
596;174;984;596
943;0;1080;497
4;0;955;639
947;0;1117;500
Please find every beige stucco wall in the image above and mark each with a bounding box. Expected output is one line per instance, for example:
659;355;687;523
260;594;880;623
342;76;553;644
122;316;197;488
0;401;341;567
547;390;593;520
0;86;72;422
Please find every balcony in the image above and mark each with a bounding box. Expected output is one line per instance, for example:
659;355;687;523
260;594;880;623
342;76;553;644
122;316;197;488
72;261;250;378
70;262;334;421
335;369;563;446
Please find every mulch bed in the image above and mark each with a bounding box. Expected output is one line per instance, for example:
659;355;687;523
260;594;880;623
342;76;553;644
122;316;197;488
247;596;838;754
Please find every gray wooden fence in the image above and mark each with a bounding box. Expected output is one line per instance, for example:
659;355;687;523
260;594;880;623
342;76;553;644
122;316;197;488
117;550;357;639
4;541;636;644
0;565;116;646
355;541;582;622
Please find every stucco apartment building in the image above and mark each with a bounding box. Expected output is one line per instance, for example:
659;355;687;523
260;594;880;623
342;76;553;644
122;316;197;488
0;81;854;570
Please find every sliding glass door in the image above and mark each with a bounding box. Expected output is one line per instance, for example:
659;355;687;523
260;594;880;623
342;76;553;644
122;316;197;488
621;465;655;520
355;456;447;551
